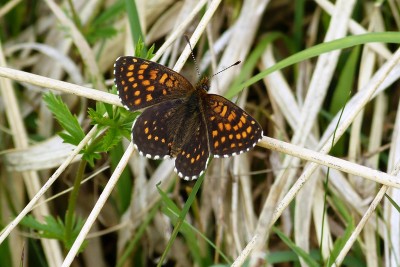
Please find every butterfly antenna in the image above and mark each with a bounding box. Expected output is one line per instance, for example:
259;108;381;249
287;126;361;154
184;35;201;77
211;61;241;78
184;35;240;80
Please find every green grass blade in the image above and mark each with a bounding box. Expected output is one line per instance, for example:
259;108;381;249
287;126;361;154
228;32;400;98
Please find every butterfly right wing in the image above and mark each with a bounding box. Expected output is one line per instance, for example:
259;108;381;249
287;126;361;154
114;56;194;111
203;94;263;157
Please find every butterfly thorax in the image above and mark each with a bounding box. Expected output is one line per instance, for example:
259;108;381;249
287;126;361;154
167;87;206;157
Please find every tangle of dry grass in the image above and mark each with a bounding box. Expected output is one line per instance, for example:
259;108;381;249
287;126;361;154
1;1;400;266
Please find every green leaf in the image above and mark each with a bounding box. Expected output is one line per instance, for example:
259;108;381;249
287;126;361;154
146;44;156;59
273;226;320;267
326;219;355;266
82;149;101;167
93;0;125;26
125;0;146;55
88;97;136;136
385;193;400;213
116;203;160;267
112;142;132;213
84;91;137;167
0;240;12;267
118;109;139;139
43;92;85;146
99;127;123;151
20;215;87;251
86;27;118;43
83;0;125;43
330;46;360;115
88;108;114;127
40;216;64;240
229;32;282;94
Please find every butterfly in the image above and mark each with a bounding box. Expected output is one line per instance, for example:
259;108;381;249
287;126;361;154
114;56;263;180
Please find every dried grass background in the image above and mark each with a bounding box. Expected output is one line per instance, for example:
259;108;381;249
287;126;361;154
1;0;400;266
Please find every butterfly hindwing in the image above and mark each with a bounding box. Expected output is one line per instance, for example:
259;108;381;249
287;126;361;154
114;56;194;111
175;116;210;180
203;94;263;157
132;99;186;159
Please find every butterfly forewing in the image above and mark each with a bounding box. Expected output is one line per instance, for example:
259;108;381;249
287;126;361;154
175;117;210;180
114;56;194;111
203;94;263;157
132;98;186;159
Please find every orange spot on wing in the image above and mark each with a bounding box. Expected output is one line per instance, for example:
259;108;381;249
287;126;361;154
227;112;236;122
214;105;222;113
212;130;218;137
159;73;168;84
149;70;158;80
220;105;228;117
166;79;173;87
214;141;219;148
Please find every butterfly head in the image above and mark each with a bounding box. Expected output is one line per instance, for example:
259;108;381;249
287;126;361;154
196;77;210;92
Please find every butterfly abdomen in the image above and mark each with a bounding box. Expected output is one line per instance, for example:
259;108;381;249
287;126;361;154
167;92;203;156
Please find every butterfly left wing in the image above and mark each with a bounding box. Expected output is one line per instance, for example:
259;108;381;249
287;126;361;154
132;96;210;180
132;98;186;159
203;94;263;157
114;56;194;111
